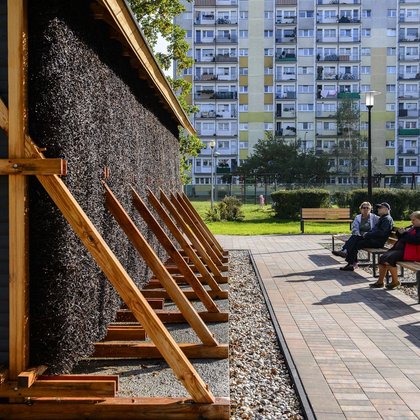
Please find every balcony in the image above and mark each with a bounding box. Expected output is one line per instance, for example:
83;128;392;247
318;89;337;99
399;54;420;61
398;109;420;117
216;167;231;174
214;54;238;63
399;16;420;23
398;128;420;135
276;0;297;5
276;91;297;99
213;91;237;99
398;92;420;99
215;35;238;43
399;73;420;80
275;17;297;25
195;17;216;25
275;53;296;62
216;18;238;25
337;92;360;99
275;37;297;44
275;73;296;81
276;110;296;118
194;0;238;5
316;111;336;118
195;74;217;81
317;0;360;4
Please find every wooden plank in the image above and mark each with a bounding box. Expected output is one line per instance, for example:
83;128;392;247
104;325;147;341
180;192;228;256
146;188;225;293
0;380;116;398
0;158;67;175
121;298;164;310
116;309;229;324
103;182;218;347
131;187;220;313
17;365;48;388
8;0;30;381
93;342;229;359
0;105;214;403
0;397;230;419
170;192;225;267
141;288;228;300
38;375;119;391
158;189;225;281
176;192;227;260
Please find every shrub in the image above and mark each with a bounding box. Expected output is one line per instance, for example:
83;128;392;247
332;191;348;207
205;195;244;222
271;189;330;220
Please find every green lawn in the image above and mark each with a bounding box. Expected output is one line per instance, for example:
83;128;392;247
191;201;406;236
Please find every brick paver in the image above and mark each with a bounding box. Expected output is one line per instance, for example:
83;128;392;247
219;235;420;419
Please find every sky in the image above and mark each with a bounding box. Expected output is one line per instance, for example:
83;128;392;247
155;36;173;77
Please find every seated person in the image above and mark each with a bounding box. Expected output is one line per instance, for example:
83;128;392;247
370;211;420;289
340;202;394;271
332;201;379;258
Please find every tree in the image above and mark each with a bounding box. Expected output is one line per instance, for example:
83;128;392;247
235;132;330;185
128;0;203;183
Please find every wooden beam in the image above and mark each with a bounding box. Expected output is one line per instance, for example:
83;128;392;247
38;374;119;391
170;192;225;267
116;309;228;324
131;186;220;314
0;379;116;398
93;342;229;359
0;158;67;175
158;189;226;282
0;99;214;404
180;192;228;256
146;189;226;292
17;365;48;388
1;397;230;419
103;182;218;347
140;288;229;301
104;325;146;341
8;0;30;381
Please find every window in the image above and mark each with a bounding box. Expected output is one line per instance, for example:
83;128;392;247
298;122;313;130
264;11;273;19
387;66;396;74
386;140;395;148
386;84;396;92
324;29;336;38
239;104;248;112
405;158;417;167
186;30;192;38
264;104;273;112
264;123;273;130
183;68;192;75
386;121;395;129
217;140;229;149
239;141;248;149
387;9;396;17
264;67;273;75
298;48;314;56
360;122;368;130
239;11;248;19
386;159;395;166
239;85;248;93
387;28;396;37
299;10;314;18
387;47;396;56
264;85;273;93
239;67;248;75
361;66;371;74
239;48;248;56
298;103;314;111
361;48;371;56
239;123;248;131
264;30;273;38
362;28;371;37
362;9;372;18
299;29;314;37
386;103;396;111
298;85;314;94
239;30;248;38
264;48;273;56
298;66;314;75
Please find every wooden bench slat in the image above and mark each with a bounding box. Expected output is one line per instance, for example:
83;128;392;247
301;208;351;233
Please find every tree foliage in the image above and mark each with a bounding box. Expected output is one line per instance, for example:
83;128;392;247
236;132;330;184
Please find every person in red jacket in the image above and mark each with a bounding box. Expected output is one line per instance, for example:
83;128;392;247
370;210;420;289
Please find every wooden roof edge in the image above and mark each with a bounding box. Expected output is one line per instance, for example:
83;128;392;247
97;0;196;137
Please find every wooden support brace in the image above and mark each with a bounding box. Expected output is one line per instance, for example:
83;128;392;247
121;298;164;310
140;288;229;301
180;192;228;257
104;325;147;341
146;188;225;293
0;158;67;175
1;397;230;419
93;342;229;360
131;186;220;313
0;98;215;404
17;365;48;388
102;182;218;348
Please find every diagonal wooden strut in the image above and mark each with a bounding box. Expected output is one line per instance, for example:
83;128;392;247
102;181;218;346
146;188;226;293
178;192;228;257
0;98;214;404
130;185;220;313
159;189;226;281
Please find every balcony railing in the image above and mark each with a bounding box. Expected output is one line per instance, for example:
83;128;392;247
194;0;238;5
214;54;238;62
398;128;420;135
275;17;297;24
275;54;296;62
399;54;420;61
276;73;296;81
337;92;360;99
317;0;360;4
398;109;420;117
398;73;420;80
398;92;420;99
398;37;420;42
216;18;238;25
275;92;297;99
194;91;238;100
275;37;297;43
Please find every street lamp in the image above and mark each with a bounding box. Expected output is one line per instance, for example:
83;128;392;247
364;91;381;203
209;140;216;209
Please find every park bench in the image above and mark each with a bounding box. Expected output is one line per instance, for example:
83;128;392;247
393;261;420;303
300;208;352;233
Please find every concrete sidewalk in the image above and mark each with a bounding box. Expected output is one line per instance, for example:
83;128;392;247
219;235;420;419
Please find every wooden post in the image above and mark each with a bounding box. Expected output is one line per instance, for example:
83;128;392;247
147;188;226;290
130;186;220;313
8;0;29;380
179;192;228;256
102;182;218;347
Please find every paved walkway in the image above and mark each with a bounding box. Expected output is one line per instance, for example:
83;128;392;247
219;235;420;419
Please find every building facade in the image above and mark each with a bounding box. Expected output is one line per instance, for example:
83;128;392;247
175;0;420;192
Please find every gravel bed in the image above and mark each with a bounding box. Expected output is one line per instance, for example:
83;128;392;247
229;250;303;420
321;240;418;300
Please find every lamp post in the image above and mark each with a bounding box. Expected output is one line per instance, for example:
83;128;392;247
365;91;380;204
209;140;216;209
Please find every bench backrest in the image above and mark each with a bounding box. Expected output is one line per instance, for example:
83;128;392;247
301;208;351;220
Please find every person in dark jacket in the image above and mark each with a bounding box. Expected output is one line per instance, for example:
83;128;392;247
370;210;420;289
339;202;394;271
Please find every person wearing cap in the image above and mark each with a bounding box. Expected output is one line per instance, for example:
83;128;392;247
370;211;420;289
340;202;394;271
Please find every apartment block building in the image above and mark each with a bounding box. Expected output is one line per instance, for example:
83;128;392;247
175;0;420;190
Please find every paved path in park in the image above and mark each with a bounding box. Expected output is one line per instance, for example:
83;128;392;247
219;235;420;419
